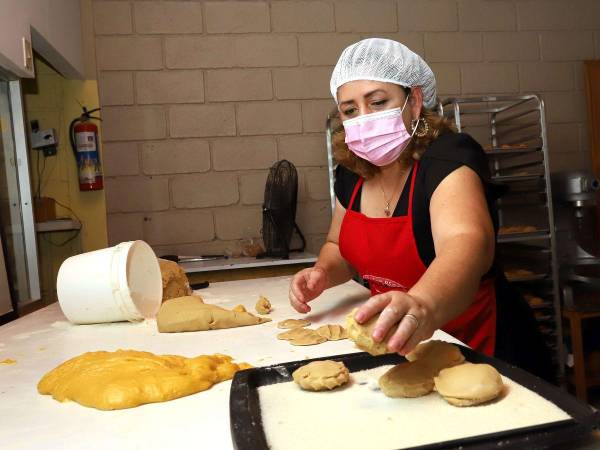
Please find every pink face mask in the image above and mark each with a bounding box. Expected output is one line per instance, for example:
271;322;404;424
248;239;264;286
343;96;415;167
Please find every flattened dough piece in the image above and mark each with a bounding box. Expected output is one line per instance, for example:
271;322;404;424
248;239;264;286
277;318;311;329
434;363;504;407
288;328;327;346
157;296;271;333
37;350;250;410
379;361;435;398
316;324;347;341
405;340;465;375
158;258;192;301
346;308;393;356
292;360;349;391
255;295;272;314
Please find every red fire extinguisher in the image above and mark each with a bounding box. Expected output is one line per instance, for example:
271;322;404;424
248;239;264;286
69;106;103;191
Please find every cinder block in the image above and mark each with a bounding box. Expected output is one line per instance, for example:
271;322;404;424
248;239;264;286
299;34;360;66
105;176;170;212
106;213;144;246
165;36;298;69
134;1;203;34
461;63;518;94
483;32;539;62
278;135;328;166
519;62;574;92
93;1;132;35
271;1;334;32
169;104;236;138
141;139;210;175
458;0;515;31
306;168;331;200
517;0;575;30
540;32;595;62
295;200;332;234
237;102;302;135
96;37;162;70
335;0;397;32
425;32;482;62
205;1;269;33
102;142;139;176
136;71;204;104
214;207;262;240
302;100;338;133
98;72;134;106
574;0;600;30
206;69;272;102
543;92;587;124
548;150;592;173
546;123;581;153
212;137;277;171
397;0;458;31
171;172;239;208
273;67;332;100
102;106;166;141
429;63;461;95
239;171;268;205
144;210;214;245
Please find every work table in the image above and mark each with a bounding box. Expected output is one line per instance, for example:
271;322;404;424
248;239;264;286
0;276;598;450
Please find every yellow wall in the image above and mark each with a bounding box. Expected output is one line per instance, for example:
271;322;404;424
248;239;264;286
24;56;107;303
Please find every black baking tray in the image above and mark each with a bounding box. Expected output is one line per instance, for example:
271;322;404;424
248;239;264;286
230;346;599;450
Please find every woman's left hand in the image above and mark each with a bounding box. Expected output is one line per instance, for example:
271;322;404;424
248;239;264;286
354;290;435;355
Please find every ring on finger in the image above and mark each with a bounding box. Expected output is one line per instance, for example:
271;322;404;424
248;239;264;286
402;313;420;330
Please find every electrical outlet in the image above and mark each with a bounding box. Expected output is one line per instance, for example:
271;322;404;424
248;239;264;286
22;37;33;71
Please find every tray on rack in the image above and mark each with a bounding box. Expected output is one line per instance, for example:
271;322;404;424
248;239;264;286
230;347;599;450
497;229;550;243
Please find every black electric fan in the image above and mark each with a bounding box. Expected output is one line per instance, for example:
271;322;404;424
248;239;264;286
258;160;306;259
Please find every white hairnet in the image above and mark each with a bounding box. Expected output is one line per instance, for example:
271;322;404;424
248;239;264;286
330;38;437;109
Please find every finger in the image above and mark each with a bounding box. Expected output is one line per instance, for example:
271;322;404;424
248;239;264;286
306;269;321;290
290;277;308;304
398;324;433;356
355;293;392;323
289;289;310;313
372;302;410;343
387;312;421;353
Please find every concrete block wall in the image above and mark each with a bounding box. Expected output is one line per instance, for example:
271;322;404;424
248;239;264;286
91;0;600;256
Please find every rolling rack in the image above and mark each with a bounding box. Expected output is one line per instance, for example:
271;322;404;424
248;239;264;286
441;95;564;380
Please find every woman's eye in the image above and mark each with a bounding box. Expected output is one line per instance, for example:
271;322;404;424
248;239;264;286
372;99;387;106
343;108;356;116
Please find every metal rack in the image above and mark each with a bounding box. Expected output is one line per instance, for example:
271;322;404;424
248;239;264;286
441;95;564;379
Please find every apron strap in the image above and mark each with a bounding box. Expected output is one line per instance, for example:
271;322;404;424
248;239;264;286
348;178;364;210
407;161;420;217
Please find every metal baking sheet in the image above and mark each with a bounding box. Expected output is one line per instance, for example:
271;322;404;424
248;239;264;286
230;346;599;450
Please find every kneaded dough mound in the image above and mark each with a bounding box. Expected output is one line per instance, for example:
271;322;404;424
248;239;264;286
434;363;504;406
158;258;192;301
379;361;435;398
292;360;349;391
255;295;272;314
346;308;393;356
406;340;465;375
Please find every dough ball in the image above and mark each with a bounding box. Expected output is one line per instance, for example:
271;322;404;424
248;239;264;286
346;308;393;356
378;361;435;398
316;324;347;341
434;363;504;407
405;340;465;375
292;360;349;391
255;296;272;315
277;318;311;329
158;258;192;301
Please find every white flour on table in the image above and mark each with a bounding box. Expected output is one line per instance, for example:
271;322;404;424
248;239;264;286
258;365;571;450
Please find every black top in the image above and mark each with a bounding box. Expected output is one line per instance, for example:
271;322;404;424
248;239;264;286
334;132;501;268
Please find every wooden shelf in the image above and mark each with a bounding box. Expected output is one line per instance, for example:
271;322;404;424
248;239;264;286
35;219;81;233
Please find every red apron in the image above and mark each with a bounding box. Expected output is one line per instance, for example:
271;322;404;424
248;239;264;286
339;162;496;355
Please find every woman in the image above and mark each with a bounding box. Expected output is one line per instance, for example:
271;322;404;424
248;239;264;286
289;38;553;380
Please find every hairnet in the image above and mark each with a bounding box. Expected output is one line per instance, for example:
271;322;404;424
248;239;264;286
330;38;437;109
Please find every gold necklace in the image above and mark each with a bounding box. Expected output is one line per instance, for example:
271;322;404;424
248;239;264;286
378;173;404;217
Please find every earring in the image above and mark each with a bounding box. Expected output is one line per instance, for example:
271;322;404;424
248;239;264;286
412;117;429;138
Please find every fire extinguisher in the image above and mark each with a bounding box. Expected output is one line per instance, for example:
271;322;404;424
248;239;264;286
69;106;103;191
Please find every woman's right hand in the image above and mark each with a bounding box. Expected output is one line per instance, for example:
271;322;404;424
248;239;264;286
289;266;329;313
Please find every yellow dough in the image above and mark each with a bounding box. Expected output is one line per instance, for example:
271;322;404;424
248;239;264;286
379;361;435;398
156;296;271;333
232;304;247;313
346;308;394;355
316;324;347;341
405;340;465;375
37;350;251;410
434;363;504;407
255;295;272;314
292;360;349;391
158;258;192;301
277;318;311;329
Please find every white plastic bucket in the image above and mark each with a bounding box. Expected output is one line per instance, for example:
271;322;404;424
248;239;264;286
57;240;162;324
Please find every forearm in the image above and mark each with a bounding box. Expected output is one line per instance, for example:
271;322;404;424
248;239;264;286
408;233;494;330
313;241;355;289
